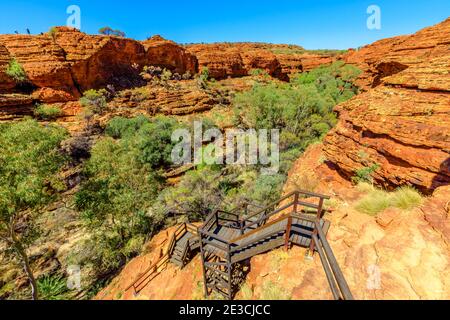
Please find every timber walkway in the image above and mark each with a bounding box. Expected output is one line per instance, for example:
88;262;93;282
126;190;353;300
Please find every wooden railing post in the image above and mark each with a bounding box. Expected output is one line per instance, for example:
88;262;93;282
215;210;219;228
199;233;209;298
317;198;324;220
309;197;324;255
284;214;292;251
227;243;232;300
293;192;299;214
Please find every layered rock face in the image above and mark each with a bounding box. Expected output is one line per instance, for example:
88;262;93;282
0;28;198;119
0;33;76;97
143;35;198;75
275;52;336;75
323;18;450;193
186;42;339;80
186;43;288;80
105;80;224;120
343;18;450;90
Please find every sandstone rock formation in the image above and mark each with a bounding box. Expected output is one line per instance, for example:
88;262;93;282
343;17;450;90
0;28;198;119
323;18;450;193
186;42;340;80
143;35;198;76
105;80;225;120
284;144;450;300
186;43;287;80
275;52;336;75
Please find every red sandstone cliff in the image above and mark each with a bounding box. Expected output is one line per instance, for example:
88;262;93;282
185;42;339;80
323;18;450;193
0;28;198;119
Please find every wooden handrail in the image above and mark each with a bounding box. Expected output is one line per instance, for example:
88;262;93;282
198;229;231;245
217;210;240;219
242;201;294;230
314;220;353;300
312;234;341;300
243;191;297;222
202;210;218;229
230;213;291;244
240;190;329;224
125;223;190;294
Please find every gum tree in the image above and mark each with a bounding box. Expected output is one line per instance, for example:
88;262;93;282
0;120;67;300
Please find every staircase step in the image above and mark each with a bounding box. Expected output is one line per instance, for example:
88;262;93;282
172;251;183;258
170;258;183;267
174;247;184;254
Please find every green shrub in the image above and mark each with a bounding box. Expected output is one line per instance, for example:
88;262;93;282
352;163;380;184
197;67;210;89
250;68;268;77
48;27;58;41
34;104;63;120
247;174;286;205
80;89;108;115
160;68;173;82
37;274;69;300
153;166;224;221
239;283;253;300
98;27;126;37
6;58;27;83
105;115;150;139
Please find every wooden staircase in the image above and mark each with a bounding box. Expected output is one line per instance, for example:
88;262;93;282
125;222;199;296
170;229;200;268
125;190;353;300
198;190;354;300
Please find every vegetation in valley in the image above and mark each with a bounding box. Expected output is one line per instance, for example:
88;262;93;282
234;61;361;173
0;119;68;299
269;47;348;56
72;116;183;277
0;61;362;299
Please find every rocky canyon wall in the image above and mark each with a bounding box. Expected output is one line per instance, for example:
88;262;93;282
323;18;450;193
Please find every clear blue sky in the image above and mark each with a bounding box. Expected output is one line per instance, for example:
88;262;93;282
0;0;449;49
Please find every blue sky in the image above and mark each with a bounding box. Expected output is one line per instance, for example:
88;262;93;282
0;0;449;49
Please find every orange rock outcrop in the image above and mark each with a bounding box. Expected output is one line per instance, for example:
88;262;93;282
0;28;198;119
323;18;450;193
186;43;288;80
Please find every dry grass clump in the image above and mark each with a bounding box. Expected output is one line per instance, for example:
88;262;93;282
289;171;319;193
260;281;291;300
354;183;424;216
